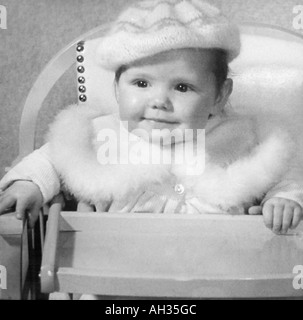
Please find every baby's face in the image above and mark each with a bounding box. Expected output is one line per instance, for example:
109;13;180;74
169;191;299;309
115;49;221;142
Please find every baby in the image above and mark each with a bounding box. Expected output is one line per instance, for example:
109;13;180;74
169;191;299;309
0;0;302;235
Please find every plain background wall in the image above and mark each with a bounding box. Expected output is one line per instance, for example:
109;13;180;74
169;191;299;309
0;0;303;177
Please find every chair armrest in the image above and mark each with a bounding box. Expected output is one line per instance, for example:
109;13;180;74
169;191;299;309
40;194;63;293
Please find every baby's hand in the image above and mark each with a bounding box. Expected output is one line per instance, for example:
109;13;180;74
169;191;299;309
262;197;302;234
0;181;43;228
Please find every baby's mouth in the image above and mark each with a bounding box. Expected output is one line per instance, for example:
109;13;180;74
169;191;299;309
142;117;179;125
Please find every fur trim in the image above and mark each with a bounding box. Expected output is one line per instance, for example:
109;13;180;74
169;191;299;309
190;128;294;211
47;105;294;211
47;104;170;205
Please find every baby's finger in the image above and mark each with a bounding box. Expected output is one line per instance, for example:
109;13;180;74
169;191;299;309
15;198;30;220
281;206;293;234
248;206;262;215
262;203;274;229
0;196;16;215
27;205;41;229
272;205;284;234
291;206;303;229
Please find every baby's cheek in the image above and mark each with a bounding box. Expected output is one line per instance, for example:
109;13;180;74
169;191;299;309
186;111;210;129
119;106;141;122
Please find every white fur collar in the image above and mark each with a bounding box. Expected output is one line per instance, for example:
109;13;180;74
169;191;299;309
47;104;294;211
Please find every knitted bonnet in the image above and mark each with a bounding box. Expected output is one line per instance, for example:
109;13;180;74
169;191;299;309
96;0;241;70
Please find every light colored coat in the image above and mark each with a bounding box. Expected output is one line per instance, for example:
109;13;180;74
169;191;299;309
1;104;303;214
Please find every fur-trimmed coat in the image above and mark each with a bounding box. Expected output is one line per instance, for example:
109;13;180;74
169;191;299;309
1;104;303;214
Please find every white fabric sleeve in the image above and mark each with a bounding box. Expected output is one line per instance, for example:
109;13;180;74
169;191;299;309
262;162;303;208
0;144;61;204
255;116;303;208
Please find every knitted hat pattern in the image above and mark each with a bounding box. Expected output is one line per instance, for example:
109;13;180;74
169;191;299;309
96;0;241;70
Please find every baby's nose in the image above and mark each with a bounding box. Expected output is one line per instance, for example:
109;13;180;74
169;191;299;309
149;90;173;111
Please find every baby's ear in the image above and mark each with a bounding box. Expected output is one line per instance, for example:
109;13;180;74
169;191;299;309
214;78;233;114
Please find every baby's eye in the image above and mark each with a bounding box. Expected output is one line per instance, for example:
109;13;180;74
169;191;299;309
175;83;193;93
133;80;149;88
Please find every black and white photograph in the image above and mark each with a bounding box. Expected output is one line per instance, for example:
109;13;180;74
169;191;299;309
0;0;303;303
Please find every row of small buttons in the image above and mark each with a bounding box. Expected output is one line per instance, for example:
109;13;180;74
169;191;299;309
76;41;87;103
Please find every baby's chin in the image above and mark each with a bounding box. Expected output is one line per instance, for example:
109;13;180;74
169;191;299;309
123;120;206;146
134;128;202;147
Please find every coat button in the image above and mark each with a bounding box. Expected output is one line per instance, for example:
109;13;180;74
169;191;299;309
174;184;185;195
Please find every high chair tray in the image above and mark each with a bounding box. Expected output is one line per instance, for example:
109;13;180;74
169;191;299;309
41;209;303;298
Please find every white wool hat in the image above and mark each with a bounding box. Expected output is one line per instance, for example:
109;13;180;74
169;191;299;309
96;0;241;70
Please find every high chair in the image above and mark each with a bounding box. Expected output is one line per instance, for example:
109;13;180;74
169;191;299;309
6;22;303;299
